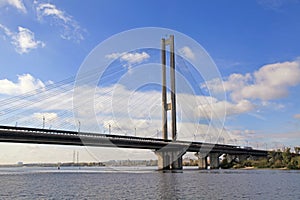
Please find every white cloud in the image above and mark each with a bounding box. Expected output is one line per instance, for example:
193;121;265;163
198;98;255;118
105;51;150;73
227;128;258;145
204;73;252;95
225;73;252;92
0;73;247;142
0;0;26;13
255;61;300;86
0;74;75;129
227;100;256;115
36;3;69;23
0;24;45;54
0;1;85;48
0;23;12;36
36;2;84;42
75;83;232;138
33;112;58;122
105;52;121;60
0;74;45;95
178;46;195;60
106;51;150;65
205;60;300;102
0;73;216;163
12;26;45;54
120;52;150;64
239;61;300;101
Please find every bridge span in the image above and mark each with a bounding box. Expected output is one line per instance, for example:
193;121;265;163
0;36;269;170
0;125;268;170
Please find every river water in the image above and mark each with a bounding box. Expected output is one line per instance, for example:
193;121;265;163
0;166;299;199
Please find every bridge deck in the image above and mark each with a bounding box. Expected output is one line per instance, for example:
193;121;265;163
0;125;268;156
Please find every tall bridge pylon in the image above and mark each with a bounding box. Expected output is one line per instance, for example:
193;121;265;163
156;35;184;170
161;35;177;141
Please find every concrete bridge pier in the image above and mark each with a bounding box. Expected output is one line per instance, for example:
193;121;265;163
225;154;251;163
155;149;186;170
226;154;238;163
209;153;221;169
195;153;208;169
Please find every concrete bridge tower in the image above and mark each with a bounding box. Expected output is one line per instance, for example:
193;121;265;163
156;35;184;170
161;35;177;141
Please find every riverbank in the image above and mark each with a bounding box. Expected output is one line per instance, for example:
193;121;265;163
0;162;105;168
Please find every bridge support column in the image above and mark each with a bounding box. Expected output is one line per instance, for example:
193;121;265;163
155;149;185;170
195;153;208;170
209;153;221;169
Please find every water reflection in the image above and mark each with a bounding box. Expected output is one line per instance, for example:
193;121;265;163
158;172;180;199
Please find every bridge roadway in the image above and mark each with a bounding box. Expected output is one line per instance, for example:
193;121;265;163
0;125;267;157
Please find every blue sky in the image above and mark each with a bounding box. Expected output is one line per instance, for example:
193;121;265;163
0;0;300;163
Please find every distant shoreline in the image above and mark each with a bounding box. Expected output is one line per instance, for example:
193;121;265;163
0;164;298;171
0;162;105;168
0;160;158;168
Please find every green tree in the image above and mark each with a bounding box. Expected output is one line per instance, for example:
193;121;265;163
288;158;299;169
282;148;292;166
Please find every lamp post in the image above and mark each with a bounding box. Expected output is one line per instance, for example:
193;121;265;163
78;120;81;132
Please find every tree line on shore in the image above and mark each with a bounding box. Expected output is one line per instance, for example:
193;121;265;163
221;147;300;169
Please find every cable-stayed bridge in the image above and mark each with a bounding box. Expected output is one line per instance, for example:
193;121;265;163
0;35;268;170
0;125;266;155
0;125;267;170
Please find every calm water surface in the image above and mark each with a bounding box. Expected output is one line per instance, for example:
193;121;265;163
0;166;299;199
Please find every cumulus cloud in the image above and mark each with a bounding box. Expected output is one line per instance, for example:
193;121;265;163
198;98;255;118
255;61;300;86
178;46;195;60
0;73;245;141
33;112;58;122
0;24;45;54
0;0;26;13
205;60;300;102
120;52;150;64
105;51;150;72
239;61;300;101
204;73;251;94
0;74;75;129
36;2;84;42
0;74;45;95
105;52;121;60
12;26;45;54
77;83;232;137
106;51;150;65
